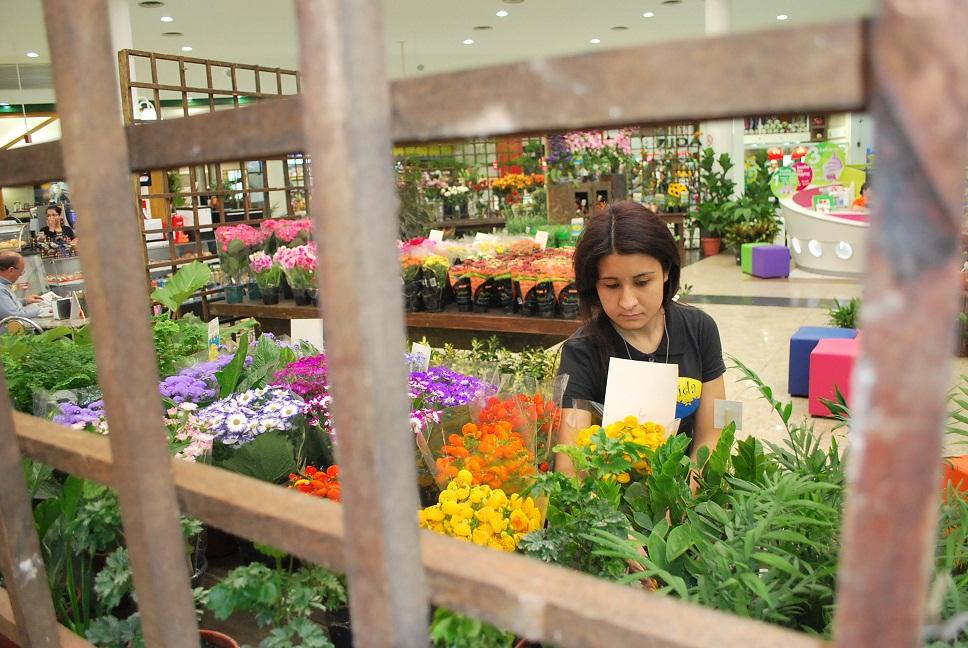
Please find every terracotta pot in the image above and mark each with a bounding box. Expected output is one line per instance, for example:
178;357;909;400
700;237;722;257
200;629;241;648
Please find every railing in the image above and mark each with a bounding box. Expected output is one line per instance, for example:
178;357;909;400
0;1;965;647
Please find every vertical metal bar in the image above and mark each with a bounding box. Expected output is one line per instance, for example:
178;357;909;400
0;371;59;647
833;2;968;646
41;2;200;646
296;1;430;646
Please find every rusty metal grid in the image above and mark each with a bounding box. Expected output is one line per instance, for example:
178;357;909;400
0;0;964;647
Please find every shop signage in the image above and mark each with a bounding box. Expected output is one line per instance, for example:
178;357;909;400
793;162;813;190
770;166;798;198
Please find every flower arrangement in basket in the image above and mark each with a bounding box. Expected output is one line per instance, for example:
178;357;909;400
215;224;263;284
273;242;317;305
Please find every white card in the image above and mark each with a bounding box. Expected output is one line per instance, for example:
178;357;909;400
429;229;444;242
714;399;743;430
207;317;220;361
602;357;678;427
410;342;432;372
534;230;549;249
291;318;325;353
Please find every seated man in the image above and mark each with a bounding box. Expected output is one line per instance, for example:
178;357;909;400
0;251;44;329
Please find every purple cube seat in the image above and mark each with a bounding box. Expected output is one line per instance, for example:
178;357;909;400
751;245;791;279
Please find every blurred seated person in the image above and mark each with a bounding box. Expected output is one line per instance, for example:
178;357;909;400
0;251;43;326
39;204;76;241
852;182;871;209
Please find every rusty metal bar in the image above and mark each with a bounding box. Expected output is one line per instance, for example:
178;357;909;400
41;1;200;646
0;589;91;648
296;1;430;645
12;414;825;648
832;1;968;647
0;373;59;647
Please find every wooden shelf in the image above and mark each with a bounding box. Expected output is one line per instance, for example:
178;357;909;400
208;299;580;336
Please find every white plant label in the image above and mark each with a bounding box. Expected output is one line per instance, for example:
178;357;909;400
714;399;744;430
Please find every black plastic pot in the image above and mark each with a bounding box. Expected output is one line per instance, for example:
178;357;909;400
293;289;312;307
453;277;472;312
421;268;445;312
559;283;580;319
473;279;493;313
261;285;280;305
403;278;424;312
494;277;515;313
535;281;556;318
522;286;539;317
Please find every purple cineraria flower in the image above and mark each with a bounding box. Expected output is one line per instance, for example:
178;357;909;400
158;354;235;405
54;400;106;431
407;366;493;432
198;387;306;446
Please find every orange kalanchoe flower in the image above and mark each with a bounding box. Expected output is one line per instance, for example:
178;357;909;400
436;420;535;493
289;464;341;502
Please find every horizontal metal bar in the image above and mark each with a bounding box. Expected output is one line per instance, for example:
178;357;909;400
0;587;94;648
13;413;825;648
0;20;866;187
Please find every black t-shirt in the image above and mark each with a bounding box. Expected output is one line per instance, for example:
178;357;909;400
557;301;726;441
40;225;75;240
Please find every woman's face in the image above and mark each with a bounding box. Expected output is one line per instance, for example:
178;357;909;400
596;253;668;331
46;210;60;227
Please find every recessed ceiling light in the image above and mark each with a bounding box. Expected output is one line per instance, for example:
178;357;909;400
589;38;601;44
25;51;39;58
0;103;9;107
473;25;493;31
495;10;509;17
611;25;628;31
181;45;193;52
161;31;183;37
160;15;174;22
642;11;655;18
138;1;164;7
462;38;474;45
777;14;789;20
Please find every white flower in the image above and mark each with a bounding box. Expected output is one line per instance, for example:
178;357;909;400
238;391;255;406
261;417;282;431
178;402;198;412
264;402;281;413
226;413;249;433
280;404;299;418
254;387;268;398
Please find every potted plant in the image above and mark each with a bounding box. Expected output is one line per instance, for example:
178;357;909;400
693;148;736;257
273;243;317;306
248;251;283;305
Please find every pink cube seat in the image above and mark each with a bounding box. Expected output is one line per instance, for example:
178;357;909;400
808;337;861;417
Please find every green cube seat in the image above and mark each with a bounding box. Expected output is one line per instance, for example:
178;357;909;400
741;242;771;274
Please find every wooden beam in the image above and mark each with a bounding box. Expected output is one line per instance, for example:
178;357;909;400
0;117;58;151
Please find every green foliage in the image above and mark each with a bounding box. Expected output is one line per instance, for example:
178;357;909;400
722;151;781;250
93;547;133;611
237;333;298;392
946;375;968;455
427;335;558;382
1;328;99;413
214;431;298;484
398;166;436;240
429;608;515;648
152;313;208;378
216;331;250;397
150;260;212;314
205;561;345;648
85;612;144;648
826;297;860;329
693;148;736;237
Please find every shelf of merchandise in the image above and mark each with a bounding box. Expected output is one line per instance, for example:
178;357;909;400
208;299;581;336
743;132;813;147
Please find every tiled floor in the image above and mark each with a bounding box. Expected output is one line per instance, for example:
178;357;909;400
680;253;968;448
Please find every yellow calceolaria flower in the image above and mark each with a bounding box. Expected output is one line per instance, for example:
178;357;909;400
574;415;668;479
419;473;543;551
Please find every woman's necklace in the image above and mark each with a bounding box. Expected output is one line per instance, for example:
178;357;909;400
619;310;670;363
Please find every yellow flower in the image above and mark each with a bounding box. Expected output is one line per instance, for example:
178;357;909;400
457;504;474;519
441;500;459;516
455;469;474;487
425;507;445;522
451;520;472;538
453;486;470;501
616;472;631;484
472;527;492;546
489;516;509;534
500;535;517;552
476;506;496;523
438;489;457;503
509;509;530;533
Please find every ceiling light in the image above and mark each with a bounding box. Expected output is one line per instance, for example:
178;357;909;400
0;103;9;107
138;1;164;7
496;10;509;17
160;15;174;22
642;11;655;18
181;45;193;52
589;38;601;44
25;52;39;58
162;31;183;37
462;39;474;45
776;14;789;21
610;25;628;31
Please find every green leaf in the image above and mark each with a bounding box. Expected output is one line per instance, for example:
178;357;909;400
751;551;799;576
740;572;773;607
150;260;212;313
665;524;695;563
215;432;297;484
216;332;249;398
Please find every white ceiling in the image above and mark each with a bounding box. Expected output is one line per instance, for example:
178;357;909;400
0;0;873;104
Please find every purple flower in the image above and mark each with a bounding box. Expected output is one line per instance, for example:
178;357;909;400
54;400;105;428
198;387;306;446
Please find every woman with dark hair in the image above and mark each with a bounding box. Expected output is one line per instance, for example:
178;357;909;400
40;204;76;241
556;201;726;473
